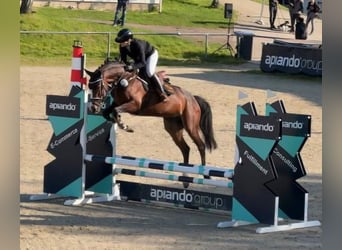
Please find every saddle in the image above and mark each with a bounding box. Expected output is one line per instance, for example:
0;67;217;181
135;71;174;95
157;71;174;94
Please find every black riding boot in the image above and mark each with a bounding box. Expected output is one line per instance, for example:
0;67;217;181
150;74;169;102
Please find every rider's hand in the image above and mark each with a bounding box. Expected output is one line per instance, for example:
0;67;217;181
124;64;134;72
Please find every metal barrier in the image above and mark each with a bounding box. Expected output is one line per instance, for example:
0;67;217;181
20;30;230;58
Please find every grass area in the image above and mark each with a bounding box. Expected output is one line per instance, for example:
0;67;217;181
20;0;245;66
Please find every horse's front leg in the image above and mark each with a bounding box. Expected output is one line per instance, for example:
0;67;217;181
102;102;117;122
103;102;135;133
115;100;142;114
111;100;142;132
115;113;134;132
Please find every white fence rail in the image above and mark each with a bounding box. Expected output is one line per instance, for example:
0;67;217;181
33;0;163;12
20;30;230;58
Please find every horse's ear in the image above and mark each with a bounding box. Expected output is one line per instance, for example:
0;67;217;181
84;69;93;77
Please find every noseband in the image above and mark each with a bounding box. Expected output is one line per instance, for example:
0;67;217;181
88;78;114;105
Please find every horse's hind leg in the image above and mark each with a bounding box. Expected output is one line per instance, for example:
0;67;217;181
181;104;209;179
185;128;209;179
163;117;191;188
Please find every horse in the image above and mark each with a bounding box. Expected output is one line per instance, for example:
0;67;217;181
85;60;218;187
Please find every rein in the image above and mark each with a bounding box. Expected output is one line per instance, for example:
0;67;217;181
88;78;102;85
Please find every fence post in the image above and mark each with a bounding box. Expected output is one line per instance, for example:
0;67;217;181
205;34;209;58
107;32;111;59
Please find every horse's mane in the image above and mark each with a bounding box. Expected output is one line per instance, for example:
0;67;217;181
97;59;125;73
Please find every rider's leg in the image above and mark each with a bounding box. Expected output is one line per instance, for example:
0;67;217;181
145;50;169;102
149;74;169;102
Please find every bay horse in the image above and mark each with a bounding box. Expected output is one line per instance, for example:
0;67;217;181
85;60;217;187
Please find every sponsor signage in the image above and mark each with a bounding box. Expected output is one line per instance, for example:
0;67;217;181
240;115;281;140
272;145;304;176
270;113;311;137
48;127;79;152
46;120;83;155
46;95;81;118
235;136;277;180
242;147;270;176
118;181;232;211
260;43;322;76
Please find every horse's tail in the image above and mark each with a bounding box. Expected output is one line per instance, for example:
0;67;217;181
194;95;218;151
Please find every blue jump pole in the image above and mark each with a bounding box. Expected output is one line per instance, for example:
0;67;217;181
84;154;234;179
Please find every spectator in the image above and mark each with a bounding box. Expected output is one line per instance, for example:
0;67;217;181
113;0;129;27
288;0;304;32
269;0;278;30
306;0;320;35
209;0;219;8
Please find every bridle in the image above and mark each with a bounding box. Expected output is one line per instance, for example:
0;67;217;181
88;63;129;104
88;76;113;105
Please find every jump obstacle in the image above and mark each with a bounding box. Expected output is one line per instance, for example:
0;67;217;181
30;41;321;234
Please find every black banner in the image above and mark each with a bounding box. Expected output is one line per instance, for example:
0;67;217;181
240;115;281;140
118;181;232;212
260;43;322;76
270;113;311;137
46;95;81;118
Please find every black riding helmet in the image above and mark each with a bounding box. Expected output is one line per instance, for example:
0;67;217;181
115;28;133;43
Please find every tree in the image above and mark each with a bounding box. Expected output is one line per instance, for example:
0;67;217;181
20;0;34;14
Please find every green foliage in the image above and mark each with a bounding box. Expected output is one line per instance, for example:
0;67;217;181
20;0;243;66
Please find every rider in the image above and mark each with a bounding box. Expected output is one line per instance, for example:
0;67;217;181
114;28;170;102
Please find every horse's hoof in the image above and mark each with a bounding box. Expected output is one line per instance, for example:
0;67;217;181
119;124;134;133
126;127;134;133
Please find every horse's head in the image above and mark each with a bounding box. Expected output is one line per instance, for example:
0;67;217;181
85;60;126;113
85;68;107;113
